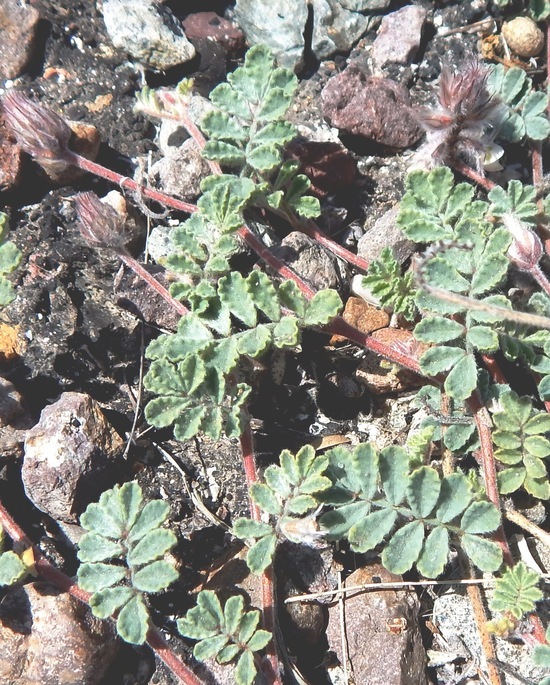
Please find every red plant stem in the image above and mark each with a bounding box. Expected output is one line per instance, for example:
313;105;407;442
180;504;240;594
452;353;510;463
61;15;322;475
260;564;282;685
531;264;550;298
66;152;199;215
119;253;189;317
531;141;545;217
467;394;513;567
239;423;261;522
452;160;496;192
481;355;508;385
0;499;208;685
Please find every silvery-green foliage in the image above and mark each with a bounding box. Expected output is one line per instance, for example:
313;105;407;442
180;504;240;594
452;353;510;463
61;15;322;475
489;388;550;499
177;590;271;685
200;45;319;219
144;280;341;442
488;181;539;225
76;482;178;644
0;527;27;586
233;445;332;574
489;561;543;620
361;247;417;321
487;65;550;142
0;213;22;306
319;443;502;577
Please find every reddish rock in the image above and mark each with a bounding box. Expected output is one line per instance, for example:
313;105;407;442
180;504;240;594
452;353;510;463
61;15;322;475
373;5;429;69
0;0;41;79
22;392;124;523
0;110;23;191
0;582;118;685
182;12;244;53
287;141;357;197
322;66;422;148
330;297;390;344
325;564;428;685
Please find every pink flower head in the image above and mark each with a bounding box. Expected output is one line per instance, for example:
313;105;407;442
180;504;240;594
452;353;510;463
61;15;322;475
2;91;73;164
503;213;543;272
74;192;126;252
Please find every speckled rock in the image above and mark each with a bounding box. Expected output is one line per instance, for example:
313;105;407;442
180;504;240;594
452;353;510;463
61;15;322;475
312;0;372;61
357;206;415;264
0;582;119;685
321;66;422;148
373;5;429;70
0;108;23;191
149;138;210;201
325;564;428;684
182;12;244;54
102;0;196;70
0;0;41;80
22;392;124;522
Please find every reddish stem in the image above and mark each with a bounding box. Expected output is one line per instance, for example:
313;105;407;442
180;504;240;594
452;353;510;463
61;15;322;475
481;355;508;385
239;423;261;522
0;499;208;685
452;160;496;192
467;394;513;567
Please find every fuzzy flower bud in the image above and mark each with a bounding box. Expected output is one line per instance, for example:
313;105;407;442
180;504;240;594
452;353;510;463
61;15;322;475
503;212;543;272
1;91;73;165
74;192;126;252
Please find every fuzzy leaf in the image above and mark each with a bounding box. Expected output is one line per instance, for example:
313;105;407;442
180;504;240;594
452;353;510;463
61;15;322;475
127;529;177;566
460;501;500;534
132;560;179;592
238;610;260;644
208;83;250;119
278;281;307;318
379;446;409;505
224;595;245;636
444;353;478;401
291;195;321;218
78;533;124;563
89;587;134;619
524;413;550;435
414;317;464;344
0;551;26;586
247;144;281;171
524;475;550;499
218;272;257;327
246;271;281;321
80;502;124;539
177;591;222;639
347;508;397;553
77;562;127;592
250;483;282;516
233;518;273;540
417;526;449;578
497;467;525;494
382;520;424;574
263;465;292;498
470;229;511;295
488;182;538;223
237;327;272;357
235;650;256;685
407;467;441;518
128;500;170;543
116;595;150;644
246;534;277;575
419;346;465;376
462;534;502;572
202;140;245;166
524;435;550;458
201;110;248;141
254;121;296;145
489;562;542;619
217;644;240;664
303;290;342;326
465;326;499;352
272;316;300;348
246;628;271;651
320;501;372;540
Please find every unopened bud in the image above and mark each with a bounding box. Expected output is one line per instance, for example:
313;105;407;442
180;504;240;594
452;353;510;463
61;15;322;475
503;213;543;272
2;91;73;165
74;192;126;252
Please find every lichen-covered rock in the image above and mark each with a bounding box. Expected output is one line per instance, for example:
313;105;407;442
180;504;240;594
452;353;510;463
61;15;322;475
0;582;119;685
311;0;372;61
22;392;124;522
322;66;422;148
102;0;196;70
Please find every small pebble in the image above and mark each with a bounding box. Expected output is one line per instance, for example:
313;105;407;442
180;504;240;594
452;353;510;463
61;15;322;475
502;17;545;58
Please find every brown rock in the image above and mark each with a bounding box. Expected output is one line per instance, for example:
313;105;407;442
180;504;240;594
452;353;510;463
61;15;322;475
0;110;23;191
182;12;245;53
331;297;390;344
0;582;119;685
149;137;211;201
271;232;344;291
0;323;24;365
372;5;428;69
322;66;422;148
22;392;124;522
502;17;545;59
325;564;428;685
0;0;41;79
287;141;357;198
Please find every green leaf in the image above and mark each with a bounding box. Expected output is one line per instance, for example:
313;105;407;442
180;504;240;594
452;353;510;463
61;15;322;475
525;475;550;499
291;195;321;218
77;533;124;563
524;435;550;458
77;562;127;592
414;317;464;344
278;280;307;318
218;272;257;327
303;290;342;326
129;500;170;543
417;527;449;578
132;560;179;592
89;586;134;619
249;483;282;516
348;508;397;553
382;520;424;574
208;83;250;119
237;610;260;644
489;562;542;619
201;110;248;141
80;502;124;539
246;271;281;321
435;473;472;523
460;501;500;534
419;346;465;376
444;353;478;401
246;628;271;651
272;316;300;348
524;413;550;434
0;242;21;275
117;595;150;644
254;121;296;145
202;140;245;166
237;327;272;357
466;326;499;352
461;534;502;572
497;467;525;494
127;529;177;566
246;534;277;575
247;144;281;171
217;644;240;664
263;465;292;498
407;467;441;518
233;518;273;540
379;446;409;505
0;551;26;586
224;595;245;636
235;650;256;685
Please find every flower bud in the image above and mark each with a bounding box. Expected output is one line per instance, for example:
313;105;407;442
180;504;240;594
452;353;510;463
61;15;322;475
503;213;543;272
74;192;126;251
2;91;72;164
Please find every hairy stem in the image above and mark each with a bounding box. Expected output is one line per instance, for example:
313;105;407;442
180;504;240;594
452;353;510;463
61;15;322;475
503;507;550;550
452;160;496;192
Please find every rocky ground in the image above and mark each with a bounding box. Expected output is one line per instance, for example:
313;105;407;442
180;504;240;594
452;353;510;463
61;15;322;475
0;1;548;684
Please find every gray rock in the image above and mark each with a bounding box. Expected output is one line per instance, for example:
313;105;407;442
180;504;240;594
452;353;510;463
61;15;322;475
342;0;391;8
357;206;414;264
149;138;211;201
311;0;372;61
373;5;429;70
271;232;345;290
321;65;422;148
234;0;308;70
22;392;124;523
0;0;41;80
102;0;196;70
325;564;428;684
0;582;119;685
